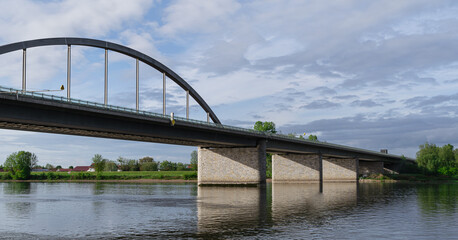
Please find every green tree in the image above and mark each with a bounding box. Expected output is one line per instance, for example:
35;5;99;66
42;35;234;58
160;160;175;171
308;134;318;141
438;144;455;168
139;156;154;164
4;151;37;180
190;150;198;171
176;162;186;171
92;154;106;173
127;159;140;171
104;161;118;171
254;121;277;134
45;163;54;170
140;162;158;171
56;165;62;170
69;166;74;169
416;143;440;173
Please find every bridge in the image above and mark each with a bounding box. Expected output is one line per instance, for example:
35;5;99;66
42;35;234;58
0;38;414;185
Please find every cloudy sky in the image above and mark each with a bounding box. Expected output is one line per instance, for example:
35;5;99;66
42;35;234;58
0;0;457;166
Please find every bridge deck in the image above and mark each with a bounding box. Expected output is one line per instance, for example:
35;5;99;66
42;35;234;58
0;87;415;163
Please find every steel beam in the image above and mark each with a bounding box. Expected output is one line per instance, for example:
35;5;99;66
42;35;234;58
136;59;139;111
22;49;26;93
163;72;166;115
67;45;71;100
104;49;108;106
186;90;189;119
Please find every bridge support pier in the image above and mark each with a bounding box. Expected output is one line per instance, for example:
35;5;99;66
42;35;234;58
323;157;359;182
272;153;321;183
358;161;384;177
198;140;266;186
272;154;360;182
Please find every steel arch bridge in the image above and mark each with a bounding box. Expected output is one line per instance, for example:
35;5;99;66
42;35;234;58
0;37;221;124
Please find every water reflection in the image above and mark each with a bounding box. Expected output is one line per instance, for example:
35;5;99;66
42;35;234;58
418;184;457;215
197;186;269;238
2;182;36;220
272;183;357;224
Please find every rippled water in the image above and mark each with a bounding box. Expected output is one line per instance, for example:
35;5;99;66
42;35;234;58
0;182;456;239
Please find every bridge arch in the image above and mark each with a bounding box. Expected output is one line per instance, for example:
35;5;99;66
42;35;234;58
0;37;221;124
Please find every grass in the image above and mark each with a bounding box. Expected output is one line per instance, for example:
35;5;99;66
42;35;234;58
360;173;458;182
0;171;197;181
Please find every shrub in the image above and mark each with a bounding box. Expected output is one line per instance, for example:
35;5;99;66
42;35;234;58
183;172;197;180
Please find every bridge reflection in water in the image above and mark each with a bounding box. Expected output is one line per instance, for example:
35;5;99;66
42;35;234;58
197;183;359;236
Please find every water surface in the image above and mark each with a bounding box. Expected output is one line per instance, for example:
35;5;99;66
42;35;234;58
0;182;456;239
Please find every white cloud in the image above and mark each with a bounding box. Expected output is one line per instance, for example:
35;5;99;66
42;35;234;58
158;0;241;36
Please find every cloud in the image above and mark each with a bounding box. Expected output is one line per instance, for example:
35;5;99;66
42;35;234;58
280;113;458;158
351;99;383;108
158;0;241;36
301;100;341;109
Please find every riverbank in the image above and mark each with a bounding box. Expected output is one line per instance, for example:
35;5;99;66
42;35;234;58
360;173;458;183
0;171;198;181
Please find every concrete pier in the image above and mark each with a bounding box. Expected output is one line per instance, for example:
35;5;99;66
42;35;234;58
323;157;358;181
359;161;384;176
198;140;266;185
272;153;321;183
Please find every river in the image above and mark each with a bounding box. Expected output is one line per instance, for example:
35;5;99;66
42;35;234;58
0;182;456;239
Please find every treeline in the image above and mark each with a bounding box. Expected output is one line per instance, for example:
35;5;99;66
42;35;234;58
92;154;197;172
415;143;458;177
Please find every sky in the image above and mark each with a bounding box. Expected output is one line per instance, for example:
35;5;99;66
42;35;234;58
0;0;457;167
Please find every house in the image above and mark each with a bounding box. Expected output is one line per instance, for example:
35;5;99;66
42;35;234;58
32;168;49;172
0;168;4;172
56;168;71;173
72;166;91;172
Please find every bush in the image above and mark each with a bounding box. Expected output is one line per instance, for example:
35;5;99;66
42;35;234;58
1;173;13;180
183;172;197;180
437;167;458;177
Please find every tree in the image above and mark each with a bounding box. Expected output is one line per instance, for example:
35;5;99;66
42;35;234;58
140;162;158;171
92;154;106;173
104;161;118;171
4;151;37;180
416;143;457;174
190;150;198;171
160;160;175;171
139;156;154;164
56;165;62;170
69;166;74;169
438;144;455;168
308;134;318;141
254;121;277;134
45;163;54;170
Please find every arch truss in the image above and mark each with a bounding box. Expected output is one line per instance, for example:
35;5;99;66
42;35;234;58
0;37;221;124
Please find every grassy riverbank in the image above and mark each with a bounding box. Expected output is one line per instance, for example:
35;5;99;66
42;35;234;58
360;173;458;183
0;171;197;181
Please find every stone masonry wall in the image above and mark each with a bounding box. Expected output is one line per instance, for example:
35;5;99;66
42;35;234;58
323;158;357;181
358;161;384;176
272;154;321;182
198;146;265;185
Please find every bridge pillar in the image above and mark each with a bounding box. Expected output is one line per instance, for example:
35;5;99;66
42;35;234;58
322;157;358;182
358;161;384;177
272;153;321;183
198;140;266;185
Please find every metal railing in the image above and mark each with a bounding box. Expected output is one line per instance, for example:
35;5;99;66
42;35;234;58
0;85;409;159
